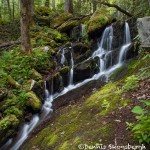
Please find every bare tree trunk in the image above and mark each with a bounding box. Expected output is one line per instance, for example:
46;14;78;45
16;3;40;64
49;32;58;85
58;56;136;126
6;0;12;19
64;0;73;14
52;0;55;10
12;0;15;20
148;0;150;7
20;0;32;54
45;0;50;7
93;0;97;13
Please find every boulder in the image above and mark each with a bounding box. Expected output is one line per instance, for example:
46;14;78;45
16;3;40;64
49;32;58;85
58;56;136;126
0;88;7;101
52;12;73;29
74;58;99;83
87;8;112;38
0;115;19;145
137;17;150;48
8;75;21;89
59;66;70;87
26;92;42;112
57;19;79;35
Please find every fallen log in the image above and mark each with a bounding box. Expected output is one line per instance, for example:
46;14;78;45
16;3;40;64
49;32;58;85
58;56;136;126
0;40;21;51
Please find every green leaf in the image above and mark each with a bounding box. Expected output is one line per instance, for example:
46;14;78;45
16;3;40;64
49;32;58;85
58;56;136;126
132;106;144;115
140;100;150;106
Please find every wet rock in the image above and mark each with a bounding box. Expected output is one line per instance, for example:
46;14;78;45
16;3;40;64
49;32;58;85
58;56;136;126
26;92;42;112
74;58;99;83
59;66;70;87
137;16;150;48
72;42;92;64
0;88;7;101
87;8;112;38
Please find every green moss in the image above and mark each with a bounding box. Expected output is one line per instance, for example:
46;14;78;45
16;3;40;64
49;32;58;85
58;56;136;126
58;20;79;32
87;9;112;35
60;66;70;75
26;91;42;112
52;12;73;28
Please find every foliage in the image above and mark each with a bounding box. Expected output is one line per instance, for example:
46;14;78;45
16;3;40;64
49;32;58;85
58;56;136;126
122;75;139;92
131;100;150;143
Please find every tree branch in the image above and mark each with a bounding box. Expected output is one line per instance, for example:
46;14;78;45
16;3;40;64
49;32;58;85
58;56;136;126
95;0;133;17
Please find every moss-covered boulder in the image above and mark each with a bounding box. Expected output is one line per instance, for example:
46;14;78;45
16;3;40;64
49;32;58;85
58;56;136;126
25;80;44;101
26;92;42;112
87;8;112;38
33;6;51;26
8;75;21;89
31;69;42;80
74;58;99;83
0;88;7;101
52;12;73;29
57;19;79;34
0;115;19;145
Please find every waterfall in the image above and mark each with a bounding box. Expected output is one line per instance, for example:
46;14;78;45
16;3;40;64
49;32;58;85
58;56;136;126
42;80;53;118
92;26;113;72
2;22;132;150
60;48;66;65
118;22;131;64
81;24;86;37
69;47;74;85
10;115;39;150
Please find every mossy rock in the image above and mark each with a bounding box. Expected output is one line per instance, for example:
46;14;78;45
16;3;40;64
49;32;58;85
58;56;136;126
87;8;112;38
57;20;79;34
8;75;21;89
0;114;19;145
0;88;8;101
52;12;73;29
26;92;42;112
59;66;70;87
31;69;42;80
34;6;51;16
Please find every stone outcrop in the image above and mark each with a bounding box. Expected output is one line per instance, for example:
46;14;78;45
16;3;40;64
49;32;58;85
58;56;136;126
137;16;150;48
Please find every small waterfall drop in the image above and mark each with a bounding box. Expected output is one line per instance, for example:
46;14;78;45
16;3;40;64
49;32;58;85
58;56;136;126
118;22;131;64
60;48;66;65
69;47;74;85
92;26;113;72
10;115;39;150
81;24;86;37
42;80;53;118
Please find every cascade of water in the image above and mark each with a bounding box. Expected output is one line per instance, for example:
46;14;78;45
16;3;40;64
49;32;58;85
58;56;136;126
118;22;131;64
42;80;53;118
60;48;66;65
10;115;39;150
69;47;74;85
92;26;113;72
81;24;86;37
2;23;132;150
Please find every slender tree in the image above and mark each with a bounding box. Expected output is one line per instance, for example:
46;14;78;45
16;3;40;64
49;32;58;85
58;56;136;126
64;0;73;13
52;0;55;10
20;0;32;54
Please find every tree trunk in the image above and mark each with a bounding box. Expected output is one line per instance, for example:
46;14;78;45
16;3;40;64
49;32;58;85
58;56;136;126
12;0;15;20
45;0;50;7
64;0;73;14
52;0;55;10
6;0;12;19
93;0;97;13
20;0;32;54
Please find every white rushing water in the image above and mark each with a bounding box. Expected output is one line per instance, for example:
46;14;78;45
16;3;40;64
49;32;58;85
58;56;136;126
60;48;66;65
2;22;132;150
118;22;131;64
69;47;74;85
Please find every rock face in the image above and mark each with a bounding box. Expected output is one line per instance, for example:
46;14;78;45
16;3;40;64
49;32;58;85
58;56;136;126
87;8;112;38
137;17;150;48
